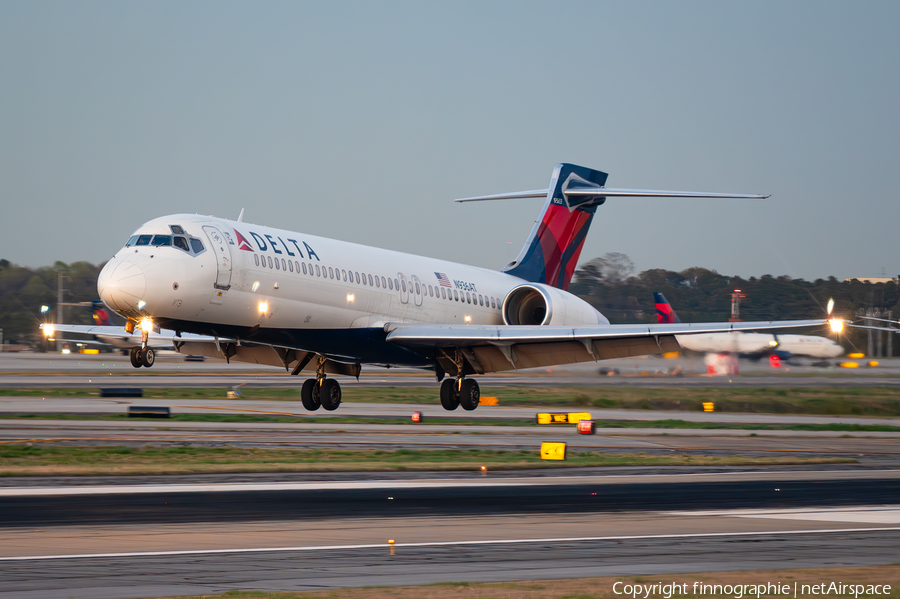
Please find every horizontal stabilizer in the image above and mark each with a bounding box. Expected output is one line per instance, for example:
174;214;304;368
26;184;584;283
456;188;768;203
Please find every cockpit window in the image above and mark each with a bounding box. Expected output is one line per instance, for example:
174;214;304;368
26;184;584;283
170;225;185;234
173;236;189;251
190;238;205;253
151;235;172;246
135;235;152;246
125;235;138;247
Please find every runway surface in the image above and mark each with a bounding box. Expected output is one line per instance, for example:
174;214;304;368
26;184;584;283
3;353;899;597
4;396;900;428
3;352;899;388
1;473;898;598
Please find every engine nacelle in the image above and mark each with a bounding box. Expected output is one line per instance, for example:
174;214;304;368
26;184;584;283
502;283;608;326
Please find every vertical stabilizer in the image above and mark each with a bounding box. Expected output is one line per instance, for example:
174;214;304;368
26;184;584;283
654;292;681;324
503;164;608;290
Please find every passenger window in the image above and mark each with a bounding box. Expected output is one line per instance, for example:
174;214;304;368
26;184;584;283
275;259;280;270
490;297;495;309
308;263;313;275
466;292;471;303
326;267;331;279
151;235;172;246
388;278;393;290
266;256;272;268
368;274;374;286
375;276;380;288
125;235;138;247
478;295;483;306
394;278;399;289
401;280;406;292
295;261;300;272
315;264;321;277
342;269;347;282
302;263;307;275
136;235;152;246
381;276;386;288
288;260;293;273
254;255;259;267
281;259;285;270
190;238;204;253
355;272;360;284
441;288;446;299
415;282;420;294
453;290;459;301
428;285;434;297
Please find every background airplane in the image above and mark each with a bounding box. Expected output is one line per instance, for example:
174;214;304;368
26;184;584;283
45;164;831;411
654;292;843;359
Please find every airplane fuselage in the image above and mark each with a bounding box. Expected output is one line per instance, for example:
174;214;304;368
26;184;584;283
99;214;608;367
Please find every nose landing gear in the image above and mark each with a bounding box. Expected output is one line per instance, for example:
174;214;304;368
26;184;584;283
129;320;156;368
129;346;155;368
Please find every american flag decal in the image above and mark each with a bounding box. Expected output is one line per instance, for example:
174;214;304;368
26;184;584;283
435;272;452;287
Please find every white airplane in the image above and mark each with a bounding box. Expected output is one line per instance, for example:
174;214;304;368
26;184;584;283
654;292;843;358
45;164;831;411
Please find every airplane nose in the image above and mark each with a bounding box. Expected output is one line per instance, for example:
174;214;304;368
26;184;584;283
98;259;146;313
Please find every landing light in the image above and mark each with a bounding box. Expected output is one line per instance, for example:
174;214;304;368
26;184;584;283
829;318;844;333
139;317;154;333
42;325;54;337
347;293;355;303
464;315;471;323
768;340;778;347
40;305;49;314
258;301;268;314
251;281;260;293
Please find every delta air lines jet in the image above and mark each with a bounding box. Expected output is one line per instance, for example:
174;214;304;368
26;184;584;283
46;164;831;412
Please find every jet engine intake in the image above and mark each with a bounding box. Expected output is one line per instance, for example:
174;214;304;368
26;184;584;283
502;283;608;326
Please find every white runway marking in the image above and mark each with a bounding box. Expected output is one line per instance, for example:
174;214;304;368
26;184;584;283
677;506;900;524
2;469;899;496
1;526;898;562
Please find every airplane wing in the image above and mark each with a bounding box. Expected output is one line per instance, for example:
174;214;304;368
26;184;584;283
40;324;225;345
384;319;829;374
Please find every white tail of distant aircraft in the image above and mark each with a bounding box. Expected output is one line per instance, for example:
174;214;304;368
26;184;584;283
46;164;830;411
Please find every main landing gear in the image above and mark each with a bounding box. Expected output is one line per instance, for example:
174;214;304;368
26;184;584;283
300;355;342;411
440;377;480;411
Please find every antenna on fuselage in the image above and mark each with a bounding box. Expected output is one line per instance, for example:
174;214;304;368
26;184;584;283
237;208;245;222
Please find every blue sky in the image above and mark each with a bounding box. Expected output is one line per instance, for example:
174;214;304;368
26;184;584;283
2;1;898;280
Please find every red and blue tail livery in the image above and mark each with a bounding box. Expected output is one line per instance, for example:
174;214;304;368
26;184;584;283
503;164;609;291
655;292;681;324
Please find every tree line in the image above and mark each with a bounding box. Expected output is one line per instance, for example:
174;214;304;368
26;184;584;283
1;255;897;353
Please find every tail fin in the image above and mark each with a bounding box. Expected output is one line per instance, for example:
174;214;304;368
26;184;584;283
654;292;681;324
92;300;114;326
503;164;608;290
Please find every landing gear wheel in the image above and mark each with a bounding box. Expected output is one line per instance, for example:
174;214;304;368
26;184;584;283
129;347;143;368
459;379;480;411
301;379;321;411
320;379;342;411
440;379;460;410
140;347;155;368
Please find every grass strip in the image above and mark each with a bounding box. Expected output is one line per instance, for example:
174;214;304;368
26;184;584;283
0;445;854;476
3;385;900;416
1;413;899;432
137;564;900;599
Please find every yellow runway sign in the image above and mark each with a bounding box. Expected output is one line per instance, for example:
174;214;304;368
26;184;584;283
536;412;590;424
540;442;566;460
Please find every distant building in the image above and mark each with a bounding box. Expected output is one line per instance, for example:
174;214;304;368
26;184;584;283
844;277;898;284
